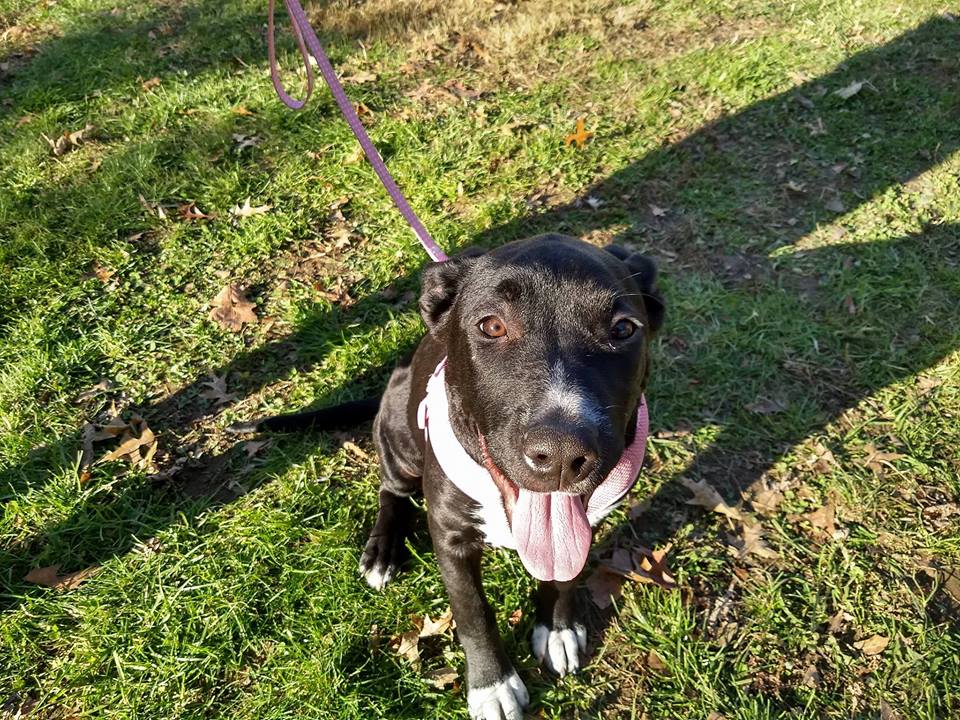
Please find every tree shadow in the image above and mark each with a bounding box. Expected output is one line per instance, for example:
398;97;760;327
2;9;959;717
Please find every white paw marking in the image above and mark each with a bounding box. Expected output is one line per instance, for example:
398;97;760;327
359;561;394;591
467;670;529;720
532;623;587;676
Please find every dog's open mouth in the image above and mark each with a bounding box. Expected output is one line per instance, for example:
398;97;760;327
478;433;592;582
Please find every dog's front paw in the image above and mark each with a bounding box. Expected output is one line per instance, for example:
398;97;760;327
467;670;529;720
358;532;404;590
532;623;587;676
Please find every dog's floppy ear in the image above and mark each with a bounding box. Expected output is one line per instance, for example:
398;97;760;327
419;247;484;334
605;245;665;334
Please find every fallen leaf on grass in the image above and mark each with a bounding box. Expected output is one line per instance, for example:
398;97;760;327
853;633;889;656
232;106;256;116
24;564;100;591
141;76;161;91
16;114;35;127
790;492;839;540
645;649;668;673
825;196;846;214
749;486;784;515
808;443;837;473
744;397;788;415
727;521;778;560
199;374;237;405
98;420;155;466
419;608;454;638
862;443;904;475
507;608;523;626
343;69;377;84
177;202;215;221
833;80;872;100
802;665;820;688
392;629;421;668
138;194;168;219
590;545;677;607
208;285;258;331
564;117;593;148
423;666;458;688
76;378;113;403
586;566;624;609
244;439;271;458
679;477;745;521
44;123;95;156
880;700;901;720
341;440;369;461
232;133;261;151
230;197;272;219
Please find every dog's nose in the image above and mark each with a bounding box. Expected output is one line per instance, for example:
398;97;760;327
522;426;598;489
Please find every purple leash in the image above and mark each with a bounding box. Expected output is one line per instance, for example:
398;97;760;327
267;0;448;263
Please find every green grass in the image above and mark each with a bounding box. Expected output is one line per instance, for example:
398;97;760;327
2;0;959;717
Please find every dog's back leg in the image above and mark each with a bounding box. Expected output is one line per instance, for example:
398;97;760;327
359;365;423;590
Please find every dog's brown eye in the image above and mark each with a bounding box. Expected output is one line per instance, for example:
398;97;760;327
611;318;637;340
479;316;507;338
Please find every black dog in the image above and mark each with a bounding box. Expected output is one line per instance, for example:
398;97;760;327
238;234;664;719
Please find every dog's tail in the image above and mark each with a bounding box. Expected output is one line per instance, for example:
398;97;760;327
226;398;381;434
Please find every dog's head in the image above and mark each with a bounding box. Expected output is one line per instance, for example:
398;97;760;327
420;234;664;500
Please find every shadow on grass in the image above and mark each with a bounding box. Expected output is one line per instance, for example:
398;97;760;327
2;9;959;717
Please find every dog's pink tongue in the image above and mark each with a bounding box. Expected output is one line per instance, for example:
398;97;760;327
512;489;592;582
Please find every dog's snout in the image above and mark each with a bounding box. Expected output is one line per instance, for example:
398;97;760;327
522;426;598;490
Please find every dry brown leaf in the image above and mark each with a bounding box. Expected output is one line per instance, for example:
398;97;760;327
25;564;100;591
507;608;523;626
649;203;668;217
645;649;668;673
862;443;904;475
586;566;624;609
853;633;889;656
342;440;369;461
729;521;778;560
614;545;678;591
199;374;237;405
343;69;378;84
45;123;95;156
141;76;161;91
76;378;113;403
419;608;454;638
423;666;458;688
744;397;788;415
834;80;866;99
826;196;846;214
16;113;34;127
232;133;261;151
802;665;821;688
244;439;272;458
564;117;593;148
750;486;784;515
91;416;129;441
392;628;421;668
177;202;215;221
679;477;745;521
809;443;837;473
230;197;272;219
232;106;256;116
208;285;258;331
880;700;901;720
803;495;837;538
99;424;155;464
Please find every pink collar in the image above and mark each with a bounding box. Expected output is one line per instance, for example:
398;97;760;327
417;358;648;581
